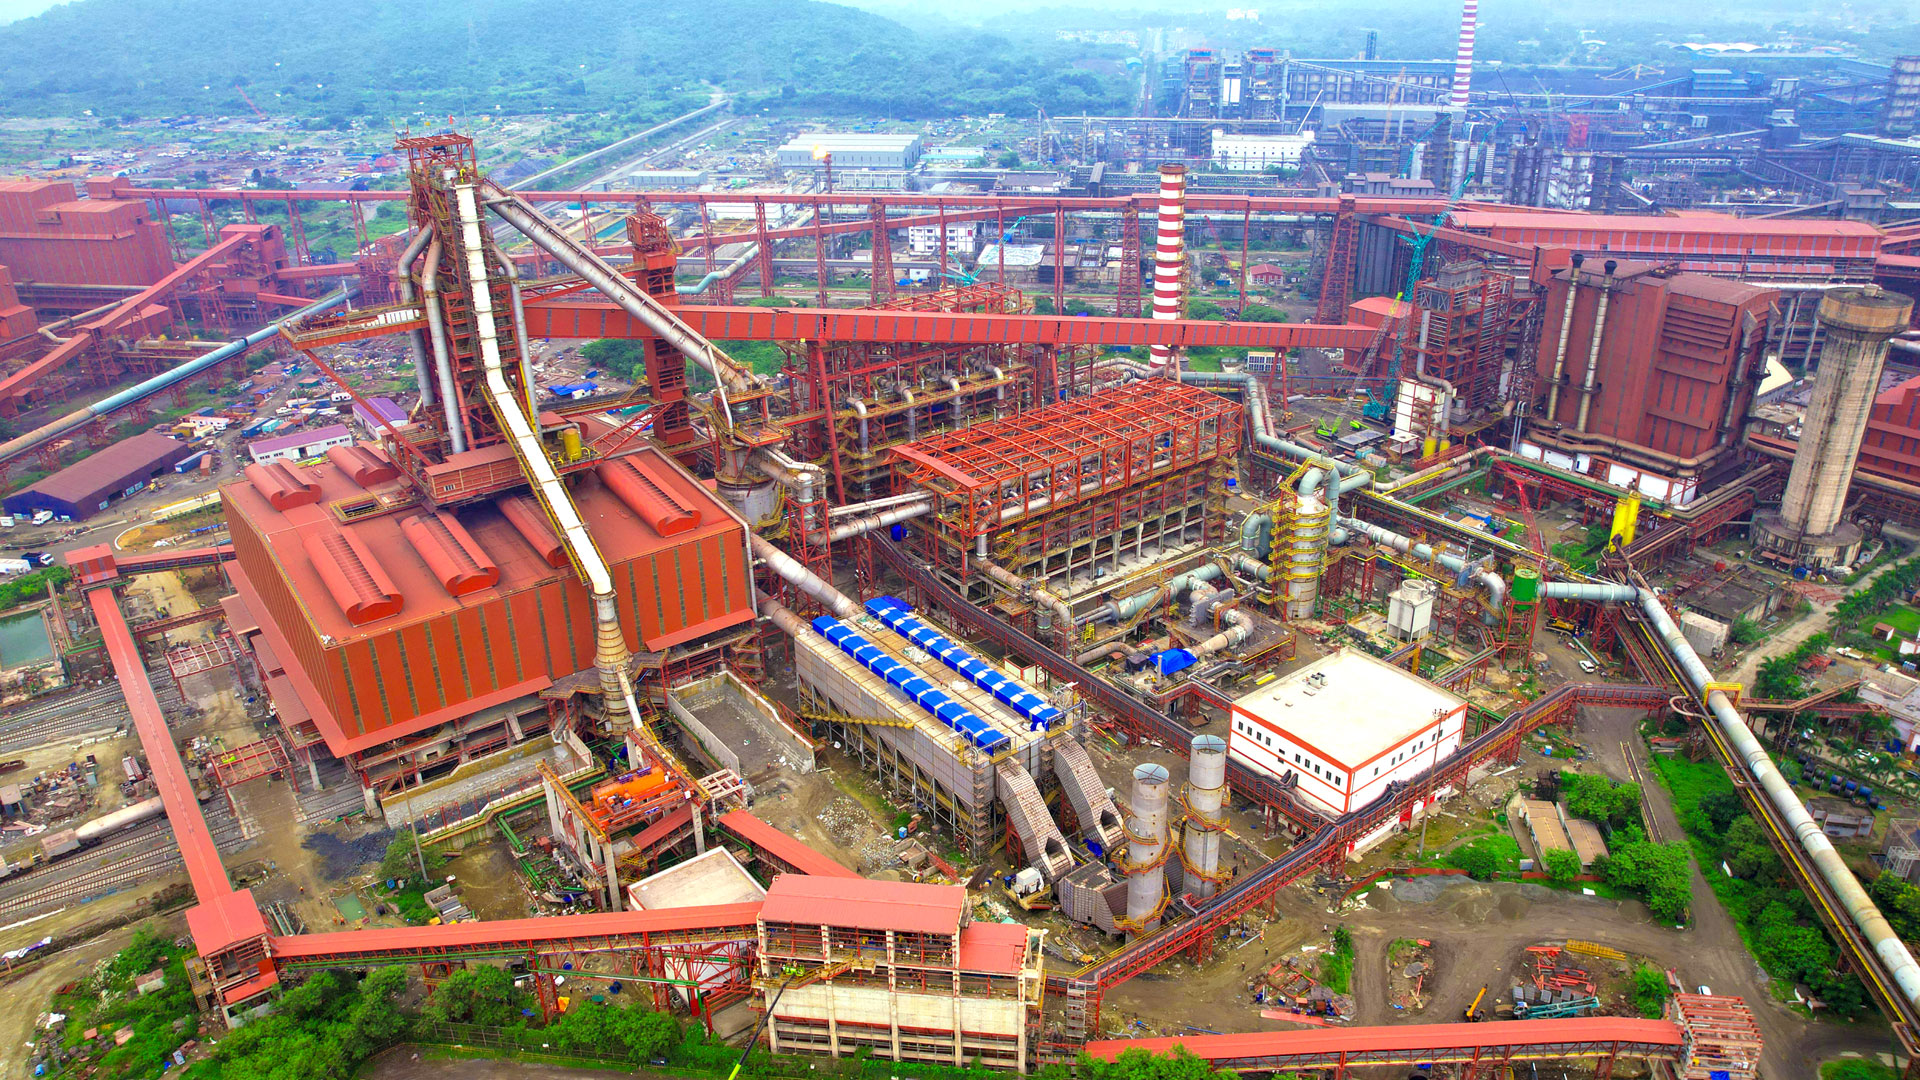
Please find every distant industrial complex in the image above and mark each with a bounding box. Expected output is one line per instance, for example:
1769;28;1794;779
8;3;1920;1077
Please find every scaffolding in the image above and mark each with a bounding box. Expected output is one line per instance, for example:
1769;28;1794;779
1405;261;1521;413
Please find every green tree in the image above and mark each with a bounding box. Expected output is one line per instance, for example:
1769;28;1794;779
997;151;1020;169
1184;297;1226;321
1237;303;1289;323
1723;817;1782;881
580;337;649;381
424;964;528;1026
1729;617;1764;645
1082;1046;1236;1080
346;966;412;1045
1542;848;1582;882
1631;963;1669;1018
1605;840;1693;923
1755;656;1804;700
379;827;443;884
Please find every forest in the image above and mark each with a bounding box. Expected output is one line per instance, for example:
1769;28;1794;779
0;0;1133;122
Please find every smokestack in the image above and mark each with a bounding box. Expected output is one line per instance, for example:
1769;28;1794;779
1778;288;1914;539
1181;735;1229;900
1123;763;1171;934
1450;0;1477;110
1149;163;1189;379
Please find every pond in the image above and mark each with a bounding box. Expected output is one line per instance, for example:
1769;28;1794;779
0;610;52;670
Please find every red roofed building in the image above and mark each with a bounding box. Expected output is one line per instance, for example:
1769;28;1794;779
757;875;1041;1071
222;433;758;805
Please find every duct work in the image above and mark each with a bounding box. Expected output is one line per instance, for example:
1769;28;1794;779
454;183;640;733
981;561;1076;635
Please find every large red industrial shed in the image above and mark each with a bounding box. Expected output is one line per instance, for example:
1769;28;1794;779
0;179;173;287
223;439;758;756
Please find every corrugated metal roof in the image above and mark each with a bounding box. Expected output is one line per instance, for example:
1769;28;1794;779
956;921;1029;974
13;431;187;505
717;810;861;878
250;423;350;455
1452;209;1882;240
269;902;764;959
761;874;966;936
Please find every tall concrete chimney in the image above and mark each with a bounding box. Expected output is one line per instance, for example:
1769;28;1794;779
1123;763;1171;933
1753;286;1914;567
1182;735;1229;900
1148;164;1189;378
1450;0;1477;110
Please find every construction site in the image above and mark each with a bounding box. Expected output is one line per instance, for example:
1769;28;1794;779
8;3;1920;1077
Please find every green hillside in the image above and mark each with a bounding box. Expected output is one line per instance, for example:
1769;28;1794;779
0;0;1130;120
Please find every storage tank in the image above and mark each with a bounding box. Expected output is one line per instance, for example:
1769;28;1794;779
74;796;165;843
1123;763;1171;933
1181;735;1229;900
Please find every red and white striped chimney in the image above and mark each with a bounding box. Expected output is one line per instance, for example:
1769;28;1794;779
1149;162;1189;378
1450;0;1476;109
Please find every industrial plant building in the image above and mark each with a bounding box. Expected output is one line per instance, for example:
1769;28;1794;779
757;876;1042;1072
1228;651;1468;818
1;431;190;520
776;133;923;171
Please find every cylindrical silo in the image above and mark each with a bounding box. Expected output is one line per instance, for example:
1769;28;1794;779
1124;763;1171;930
1754;286;1914;567
1182;735;1229;900
1148;164;1189;378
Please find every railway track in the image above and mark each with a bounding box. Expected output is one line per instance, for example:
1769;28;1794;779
1619;740;1664;843
0;805;247;922
0;670;185;755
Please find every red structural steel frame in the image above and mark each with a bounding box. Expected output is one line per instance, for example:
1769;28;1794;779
523;300;1378;351
86;585;230;906
1083;1017;1687;1074
891;377;1241;545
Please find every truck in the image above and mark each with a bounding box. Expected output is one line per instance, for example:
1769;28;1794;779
31;510;53;526
0;558;31;575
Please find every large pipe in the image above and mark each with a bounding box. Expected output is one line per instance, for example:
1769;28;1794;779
1181;735;1228;900
850;399;870;456
1339;514;1500;623
750;533;858;619
1540;580;1637;602
420;238;468;454
826;498;933;542
1090;562;1225;624
981;560;1074;633
496;251;538;425
1545;258;1580;421
1188;606;1252;659
750;445;823;506
1148;163;1189;378
0;288;357;471
901;385;917;441
453;182;631;727
1575;260;1616;433
1639;588;1920;1008
391;226;437;409
486;187;758;395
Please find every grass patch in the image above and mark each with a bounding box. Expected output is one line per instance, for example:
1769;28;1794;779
1823;1061;1899;1080
1319;926;1355;995
48;926;199;1079
1874;604;1920;638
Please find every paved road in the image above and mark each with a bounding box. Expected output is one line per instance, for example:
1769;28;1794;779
1727;554;1904;687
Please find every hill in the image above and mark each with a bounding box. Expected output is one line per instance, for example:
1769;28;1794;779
0;0;1130;121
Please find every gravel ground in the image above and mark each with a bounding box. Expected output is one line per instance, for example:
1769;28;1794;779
302;827;393;881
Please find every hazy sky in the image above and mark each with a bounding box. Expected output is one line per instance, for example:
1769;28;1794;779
0;0;65;22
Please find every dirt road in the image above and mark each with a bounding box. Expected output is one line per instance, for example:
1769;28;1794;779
1727;554;1903;686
